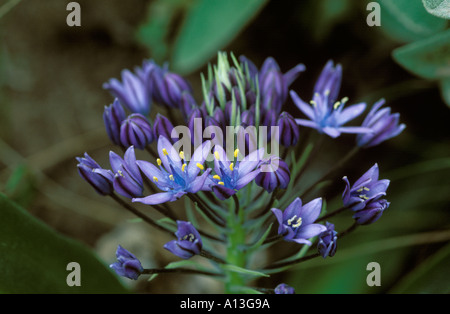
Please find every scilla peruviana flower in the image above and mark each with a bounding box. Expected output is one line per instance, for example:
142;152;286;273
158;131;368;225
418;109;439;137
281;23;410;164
164;221;203;259
132;136;211;205
271;197;327;245
205;146;264;200
110;245;144;280
342;163;390;211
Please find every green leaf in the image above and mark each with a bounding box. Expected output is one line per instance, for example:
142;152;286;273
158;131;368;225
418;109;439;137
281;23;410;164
422;0;450;19
0;193;128;293
221;264;269;278
171;0;269;74
439;77;450;106
390;243;450;293
392;29;450;79
378;0;447;42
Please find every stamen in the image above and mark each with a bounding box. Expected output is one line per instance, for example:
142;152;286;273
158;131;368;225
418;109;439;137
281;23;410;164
162;148;168;156
333;101;341;110
359;194;369;200
234;149;239;158
287;215;297;226
341;96;349;104
364;187;370;191
157;158;162;166
324;89;330;96
292;217;302;228
213;175;221;180
196;163;204;170
357;188;364;192
214;151;220;160
153;176;158;182
181;163;187;172
218;181;225;186
179;151;184;160
117;170;124;177
310;100;316;107
229;163;234;171
169;175;174;181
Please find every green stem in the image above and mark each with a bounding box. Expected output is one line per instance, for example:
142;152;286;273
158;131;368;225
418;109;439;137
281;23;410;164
225;195;247;293
142;268;223;277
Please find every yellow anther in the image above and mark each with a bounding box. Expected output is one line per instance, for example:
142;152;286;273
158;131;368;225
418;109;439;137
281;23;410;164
359;194;369;200
310;100;316;107
213;175;221;180
157;158;162;166
292;217;302;228
214;151;220;160
162;148;168;156
229;163;234;171
182;163;187;172
196;163;204;170
333;101;341;110
169;175;174;181
218;181;225;186
324;89;330;96
287;215;297;226
357;188;364;192
234;149;239;158
153;176;158;182
364;187;370;191
179;151;184;160
117;170;124;177
342;96;349;103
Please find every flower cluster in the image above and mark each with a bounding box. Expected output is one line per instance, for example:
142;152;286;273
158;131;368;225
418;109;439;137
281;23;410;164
77;52;405;293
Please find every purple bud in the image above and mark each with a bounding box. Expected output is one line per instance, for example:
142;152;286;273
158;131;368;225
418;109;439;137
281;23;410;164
103;99;127;146
153;114;177;144
314;60;342;104
241;109;255;126
76;153;114;196
180;92;198;120
149;65;192;108
255;157;290;193
164;221;203;259
353;199;390;225
110;245;144;280
274;283;295;294
110;147;144;199
120;114;154;149
317;222;338;258
357;99;406;148
277;111;300;147
103;69;151;115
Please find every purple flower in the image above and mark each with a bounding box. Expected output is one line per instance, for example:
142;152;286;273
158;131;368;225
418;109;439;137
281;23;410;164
164;221;202;259
120;113;154;149
271;197;327;245
357;99;406;148
342;163;390;211
103;99;126;146
276;111;300;147
206;146;264;200
255;157;290;193
132;136;212;205
353;199;390;225
108;146;144;199
274;283;295;294
148;64;192;108
292;90;370;138
317;222;338;258
110;245;144;280
103;68;151;115
76;153;114;195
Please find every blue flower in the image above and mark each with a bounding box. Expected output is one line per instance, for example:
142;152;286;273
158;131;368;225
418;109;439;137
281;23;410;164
164;221;203;259
108;146;144;199
206;146;264;200
342;163;390;211
110;245;144;280
292;90;370;138
271;197;327;245
76;153;114;196
274;283;295;294
357;99;406;148
317;222;338;258
353;199;390;225
132;136;212;205
103;67;151;115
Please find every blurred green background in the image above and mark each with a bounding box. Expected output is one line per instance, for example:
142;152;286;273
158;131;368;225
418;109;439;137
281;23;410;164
0;0;449;293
